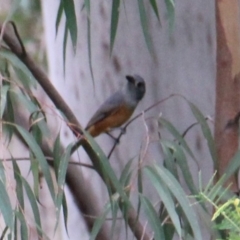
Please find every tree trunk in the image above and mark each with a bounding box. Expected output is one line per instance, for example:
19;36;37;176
214;0;240;191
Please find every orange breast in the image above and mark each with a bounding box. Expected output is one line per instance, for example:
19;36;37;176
87;105;134;137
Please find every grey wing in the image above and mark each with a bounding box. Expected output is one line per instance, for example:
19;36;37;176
86;91;124;129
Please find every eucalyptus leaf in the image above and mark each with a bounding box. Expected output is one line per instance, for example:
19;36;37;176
110;0;120;53
0;50;37;88
0;179;13;229
15;125;55;200
137;0;153;53
0;84;9;118
63;0;77;51
141;195;165;240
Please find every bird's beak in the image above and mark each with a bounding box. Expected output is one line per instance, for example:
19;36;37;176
125;75;135;84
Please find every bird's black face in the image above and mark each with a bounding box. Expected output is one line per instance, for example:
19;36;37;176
126;75;146;101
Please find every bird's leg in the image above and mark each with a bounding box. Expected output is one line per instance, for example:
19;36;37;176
106;132;120;144
109;127;126;135
119;127;126;135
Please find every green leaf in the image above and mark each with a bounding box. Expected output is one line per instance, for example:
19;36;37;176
0;179;13;229
13;65;34;90
53;133;61;179
62;192;69;236
30;157;40;199
56;0;64;34
15;125;55;200
137;157;143;223
188;102;217;165
0;50;37;88
1;84;9;118
145;165;182;237
159;118;196;161
29;110;50;146
149;0;160;22
110;199;119;239
3;90;15;143
85;0;94;83
162;140;197;195
221;150;240;185
55;145;72;229
63;21;68;75
57;144;72;188
12;161;24;209
15;210;28;240
141;195;165;240
21;177;42;238
146;165;202;240
110;0;120;54
160;139;178;177
90;203;111;240
137;0;153;53
63;0;77;51
0;161;6;184
10;90;37;114
119;158;133;187
83;130;130;205
164;0;175;30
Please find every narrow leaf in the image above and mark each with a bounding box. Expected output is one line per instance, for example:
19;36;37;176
119;158;133;186
161;140;197;195
141;195;165;240
137;0;153;53
164;0;175;30
0;50;37;88
83;131;130;204
0;179;13;228
63;21;68;75
188;102;217;165
62;192;69;235
53;133;61;178
15;125;55;200
90;203;111;240
110;0;120;53
221;150;240;185
4;90;15;143
10;90;37;114
21;178;42;238
15;210;28;240
12;161;24;209
0;161;6;184
146;165;202;240
149;0;160;22
55;145;72;229
56;0;64;34
159;118;196;161
63;0;77;51
30;157;40;199
145;166;181;236
1;84;9;118
85;0;95;83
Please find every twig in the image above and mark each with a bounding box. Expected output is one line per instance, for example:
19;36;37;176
0;157;94;169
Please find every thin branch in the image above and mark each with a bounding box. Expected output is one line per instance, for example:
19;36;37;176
0;157;94;169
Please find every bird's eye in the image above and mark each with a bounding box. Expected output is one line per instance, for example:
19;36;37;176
137;82;144;88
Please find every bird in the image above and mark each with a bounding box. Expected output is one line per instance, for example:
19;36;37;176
85;74;146;137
